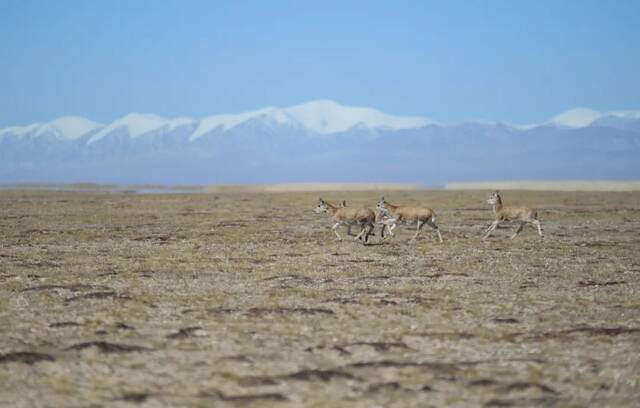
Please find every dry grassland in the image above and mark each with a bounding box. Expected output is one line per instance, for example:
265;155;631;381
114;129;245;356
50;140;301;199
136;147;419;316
446;181;640;192
1;189;639;407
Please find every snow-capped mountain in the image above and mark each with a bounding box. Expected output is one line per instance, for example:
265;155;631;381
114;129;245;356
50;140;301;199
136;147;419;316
87;113;186;144
0;116;101;141
551;107;640;132
1;101;639;184
0;100;433;143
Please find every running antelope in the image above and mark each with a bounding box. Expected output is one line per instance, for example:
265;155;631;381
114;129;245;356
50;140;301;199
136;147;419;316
376;197;443;243
314;198;376;244
482;191;543;240
341;200;393;238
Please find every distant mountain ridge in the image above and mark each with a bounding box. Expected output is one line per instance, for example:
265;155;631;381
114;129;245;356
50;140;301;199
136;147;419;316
1;100;639;184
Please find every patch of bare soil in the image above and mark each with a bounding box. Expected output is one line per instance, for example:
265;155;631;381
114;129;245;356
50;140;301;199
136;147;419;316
65;341;152;353
0;352;55;365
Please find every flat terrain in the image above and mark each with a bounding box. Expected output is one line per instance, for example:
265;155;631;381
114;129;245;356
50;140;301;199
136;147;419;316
1;189;639;407
446;181;640;192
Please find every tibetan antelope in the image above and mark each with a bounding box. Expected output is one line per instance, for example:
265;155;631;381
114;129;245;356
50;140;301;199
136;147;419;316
340;199;396;238
376;197;443;243
314;198;376;244
341;200;393;238
482;191;543;240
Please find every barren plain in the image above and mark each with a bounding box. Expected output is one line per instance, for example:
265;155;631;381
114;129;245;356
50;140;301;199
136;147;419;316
1;189;639;407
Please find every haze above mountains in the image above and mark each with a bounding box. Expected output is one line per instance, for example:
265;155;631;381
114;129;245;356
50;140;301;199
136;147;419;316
1;100;639;185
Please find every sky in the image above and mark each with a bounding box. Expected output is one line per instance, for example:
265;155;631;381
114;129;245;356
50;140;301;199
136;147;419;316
1;0;639;128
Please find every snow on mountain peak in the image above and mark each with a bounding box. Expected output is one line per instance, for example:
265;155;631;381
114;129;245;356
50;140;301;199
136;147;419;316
36;116;101;140
190;107;284;141
550;107;640;129
188;100;433;140
0;123;42;138
3;103;639;144
88;113;169;143
551;108;603;128
115;113;168;136
608;110;640;120
284;100;433;134
0;116;100;140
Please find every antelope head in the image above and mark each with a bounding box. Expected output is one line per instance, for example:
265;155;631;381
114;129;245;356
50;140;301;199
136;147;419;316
314;198;329;213
487;190;500;205
376;196;390;215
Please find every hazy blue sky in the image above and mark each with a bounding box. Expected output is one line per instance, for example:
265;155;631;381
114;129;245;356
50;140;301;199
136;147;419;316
1;0;639;127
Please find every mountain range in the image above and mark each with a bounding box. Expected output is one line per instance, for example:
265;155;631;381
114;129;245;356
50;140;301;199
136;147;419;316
1;100;639;185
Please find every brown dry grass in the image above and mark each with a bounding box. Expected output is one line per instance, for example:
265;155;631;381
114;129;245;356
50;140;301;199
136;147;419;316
1;189;639;407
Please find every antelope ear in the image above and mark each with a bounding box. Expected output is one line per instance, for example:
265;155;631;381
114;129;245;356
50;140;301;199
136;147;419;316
318;197;323;203
380;196;385;201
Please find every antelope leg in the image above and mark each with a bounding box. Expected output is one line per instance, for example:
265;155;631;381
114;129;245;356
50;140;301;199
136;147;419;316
510;222;525;239
427;219;443;242
363;223;374;243
332;222;343;241
409;220;425;243
387;220;397;236
533;219;544;237
483;221;499;240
